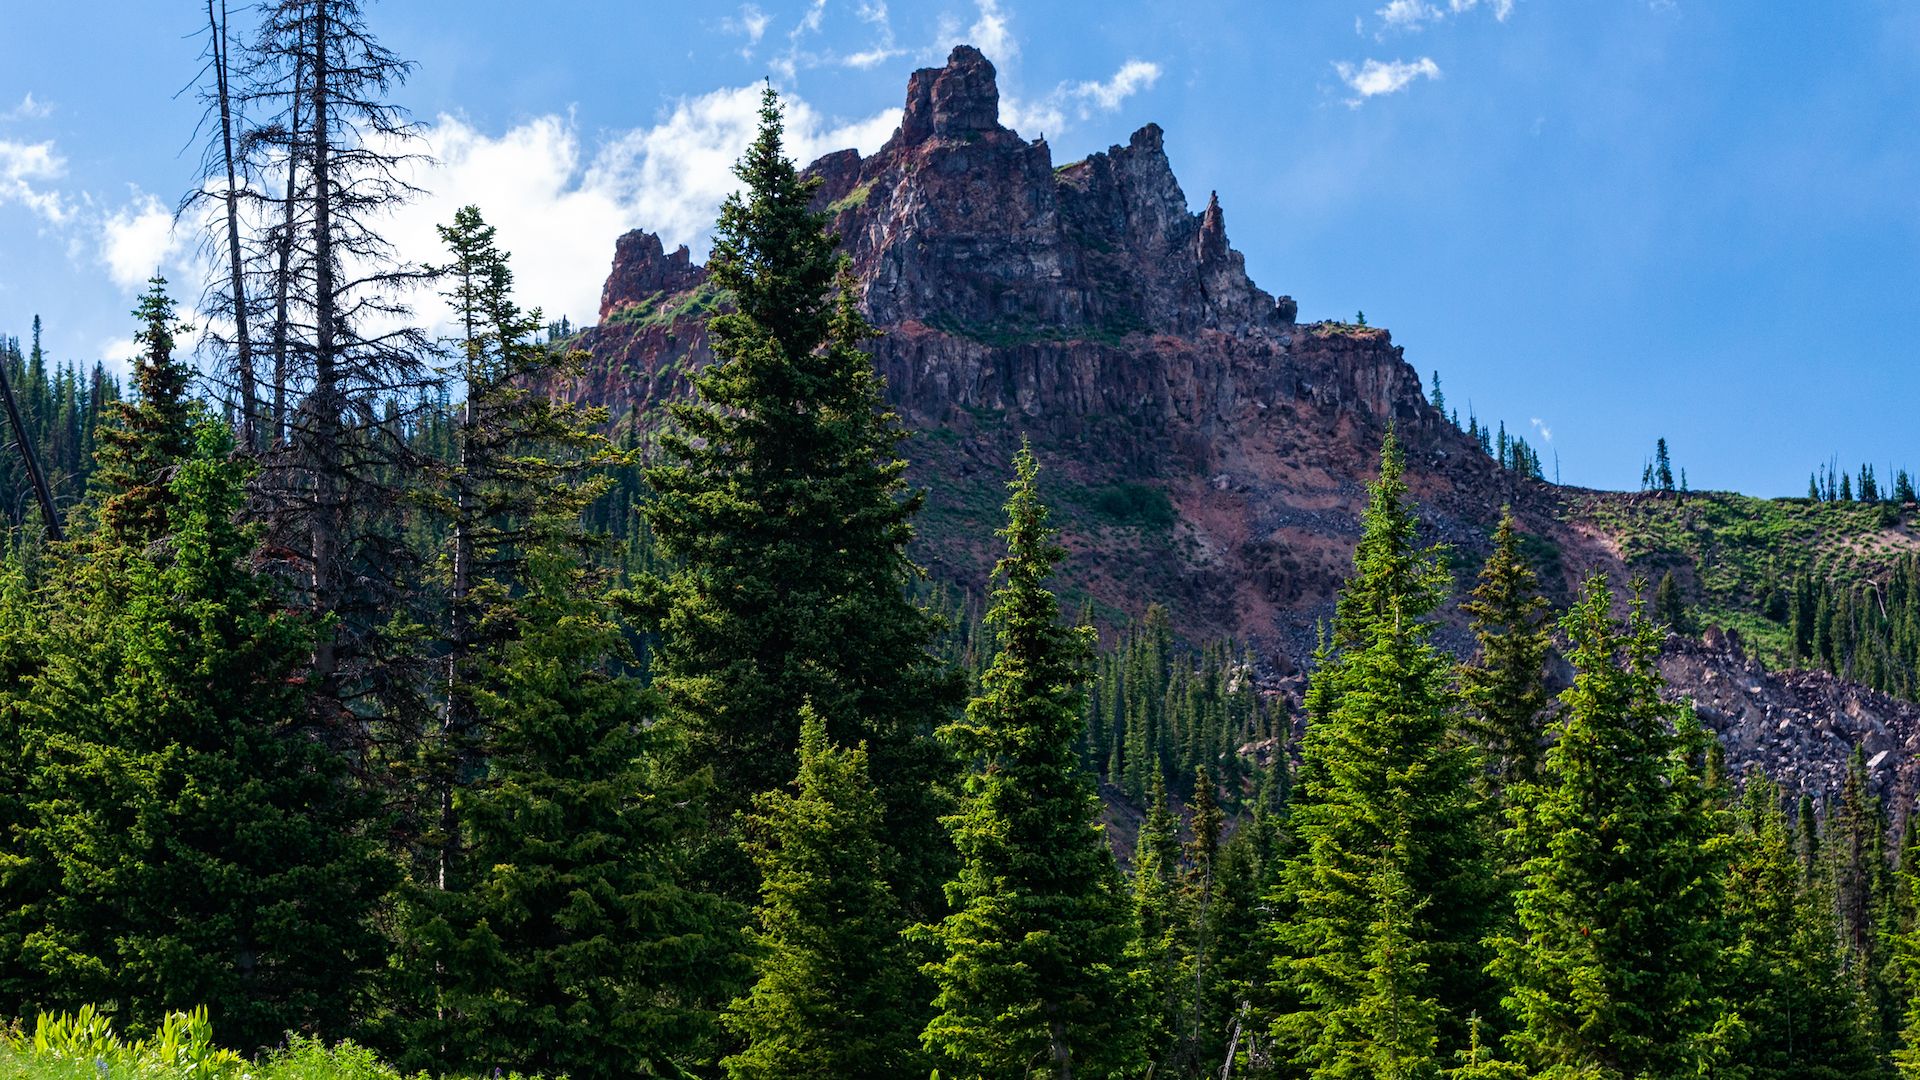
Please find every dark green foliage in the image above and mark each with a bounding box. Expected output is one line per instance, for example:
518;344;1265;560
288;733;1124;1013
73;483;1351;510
385;206;739;1078
91;280;195;546
7;423;391;1051
723;707;921;1080
393;537;739;1078
0;319;118;536
1272;429;1494;1074
1491;575;1734;1077
1789;554;1920;702
1459;508;1554;792
1655;568;1694;635
643;87;957;914
1092;611;1271;806
1725;774;1882;1080
918;445;1142;1080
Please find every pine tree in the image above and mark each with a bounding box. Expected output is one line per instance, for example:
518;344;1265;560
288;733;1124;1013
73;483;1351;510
918;444;1142;1080
645;87;957;913
393;529;741;1077
13;422;390;1050
1655;437;1676;492
1459;508;1554;792
1655;568;1692;635
1725;773;1881;1080
1131;773;1188;1072
723;707;920;1080
389;209;741;1076
1273;429;1493;1073
91;279;196;546
1491;575;1734;1077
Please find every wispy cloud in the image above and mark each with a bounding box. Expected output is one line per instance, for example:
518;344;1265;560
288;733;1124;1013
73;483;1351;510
1374;0;1514;33
1334;57;1441;105
1530;417;1552;442
1;93;53;122
969;0;1018;65
721;3;771;56
0;138;71;223
1070;59;1162;112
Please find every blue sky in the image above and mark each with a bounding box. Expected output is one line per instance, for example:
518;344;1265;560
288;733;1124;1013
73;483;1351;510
2;0;1917;496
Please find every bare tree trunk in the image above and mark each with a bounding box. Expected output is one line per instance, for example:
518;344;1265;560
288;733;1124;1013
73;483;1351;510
0;353;61;541
1048;1016;1073;1080
306;0;341;721
209;0;259;450
439;262;476;892
268;14;308;448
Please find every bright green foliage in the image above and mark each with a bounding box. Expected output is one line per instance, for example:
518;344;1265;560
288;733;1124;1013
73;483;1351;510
643;87;957;913
1492;575;1735;1078
0;1005;547;1079
1131;773;1189;1071
1459;508;1554;791
1273;429;1493;1076
8;422;391;1050
90;279;195;546
1724;774;1881;1079
724;706;921;1080
919;445;1142;1080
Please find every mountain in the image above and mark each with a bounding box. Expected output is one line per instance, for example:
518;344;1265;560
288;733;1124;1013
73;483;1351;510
560;46;1920;808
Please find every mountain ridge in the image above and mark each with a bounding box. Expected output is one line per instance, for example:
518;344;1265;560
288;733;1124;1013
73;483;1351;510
560;45;1920;808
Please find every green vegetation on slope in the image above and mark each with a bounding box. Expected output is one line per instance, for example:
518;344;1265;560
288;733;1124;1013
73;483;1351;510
1572;490;1916;662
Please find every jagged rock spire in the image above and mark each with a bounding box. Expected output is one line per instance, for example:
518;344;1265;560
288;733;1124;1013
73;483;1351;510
898;45;1005;143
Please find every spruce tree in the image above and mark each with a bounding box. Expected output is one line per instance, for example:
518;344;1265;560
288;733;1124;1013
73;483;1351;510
723;706;920;1080
394;528;740;1077
919;444;1141;1080
1725;773;1881;1080
14;422;390;1050
1491;575;1734;1077
1131;773;1188;1072
92;278;196;546
1459;508;1554;791
389;209;740;1076
645;87;957;913
1273;429;1493;1073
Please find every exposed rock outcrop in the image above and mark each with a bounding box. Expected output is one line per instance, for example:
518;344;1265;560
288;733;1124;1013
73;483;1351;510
561;45;1907;805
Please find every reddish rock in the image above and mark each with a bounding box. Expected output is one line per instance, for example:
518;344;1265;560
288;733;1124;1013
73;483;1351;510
558;44;1907;802
598;230;702;322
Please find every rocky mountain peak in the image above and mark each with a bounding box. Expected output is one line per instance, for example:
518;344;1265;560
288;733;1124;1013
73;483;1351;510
598;230;701;321
896;45;1006;144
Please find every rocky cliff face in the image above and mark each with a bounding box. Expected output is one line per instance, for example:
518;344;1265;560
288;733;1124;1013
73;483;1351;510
566;46;1911;807
576;46;1577;651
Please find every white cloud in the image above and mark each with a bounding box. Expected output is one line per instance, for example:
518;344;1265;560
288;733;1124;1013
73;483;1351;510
722;4;771;50
0;139;70;223
969;0;1018;65
996;58;1164;137
1070;59;1162;112
1378;0;1442;29
1377;0;1513;32
1530;417;1552;442
99;190;183;290
1334;57;1441;105
2;93;53;122
385;90;900;330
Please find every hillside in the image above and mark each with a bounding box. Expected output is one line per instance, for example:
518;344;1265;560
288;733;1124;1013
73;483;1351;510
560;45;1916;806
